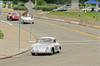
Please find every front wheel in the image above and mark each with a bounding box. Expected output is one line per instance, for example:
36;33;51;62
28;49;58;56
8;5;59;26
31;53;35;56
32;22;34;24
50;48;55;55
57;46;61;53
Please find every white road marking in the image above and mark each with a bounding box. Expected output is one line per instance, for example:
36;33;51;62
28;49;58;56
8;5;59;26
38;12;50;15
55;19;65;21
0;20;13;26
41;16;65;22
29;41;36;43
70;21;80;24
37;16;80;24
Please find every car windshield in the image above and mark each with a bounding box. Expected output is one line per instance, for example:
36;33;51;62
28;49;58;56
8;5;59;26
12;13;19;16
38;38;53;43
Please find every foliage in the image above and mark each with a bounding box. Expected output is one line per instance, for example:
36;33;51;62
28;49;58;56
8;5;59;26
36;4;58;11
49;11;100;22
0;31;4;39
45;0;71;4
13;5;27;10
37;0;47;5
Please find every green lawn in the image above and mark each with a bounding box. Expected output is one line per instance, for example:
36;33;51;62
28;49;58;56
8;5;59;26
0;30;4;39
49;11;100;22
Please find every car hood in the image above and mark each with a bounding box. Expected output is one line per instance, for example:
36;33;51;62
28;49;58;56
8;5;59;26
32;43;49;50
21;16;33;20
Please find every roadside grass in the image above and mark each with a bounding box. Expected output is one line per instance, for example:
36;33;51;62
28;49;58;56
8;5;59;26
0;30;4;39
36;4;58;11
49;11;100;22
2;8;14;13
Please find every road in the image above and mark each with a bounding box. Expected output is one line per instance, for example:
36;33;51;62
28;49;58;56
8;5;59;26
0;14;100;66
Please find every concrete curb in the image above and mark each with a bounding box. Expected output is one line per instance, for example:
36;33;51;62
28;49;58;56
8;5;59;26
35;16;65;22
0;21;36;60
35;16;100;30
0;47;32;60
92;25;100;29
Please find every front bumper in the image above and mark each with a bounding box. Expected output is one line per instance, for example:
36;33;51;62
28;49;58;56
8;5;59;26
31;49;51;54
22;19;33;23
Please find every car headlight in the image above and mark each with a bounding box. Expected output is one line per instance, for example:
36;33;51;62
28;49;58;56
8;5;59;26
31;49;34;52
12;16;15;18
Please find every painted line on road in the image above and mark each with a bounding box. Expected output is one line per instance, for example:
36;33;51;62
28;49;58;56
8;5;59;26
40;21;100;40
38;12;50;15
52;18;65;22
35;16;65;22
0;20;13;26
70;21;80;24
29;41;36;43
35;16;100;30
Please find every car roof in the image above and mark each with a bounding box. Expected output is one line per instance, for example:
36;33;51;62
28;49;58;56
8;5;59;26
40;37;56;40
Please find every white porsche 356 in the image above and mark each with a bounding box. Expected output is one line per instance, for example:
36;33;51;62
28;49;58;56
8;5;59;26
31;37;61;55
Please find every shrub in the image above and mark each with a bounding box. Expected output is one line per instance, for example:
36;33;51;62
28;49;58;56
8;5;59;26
0;31;4;39
36;5;57;11
13;5;27;10
37;0;47;5
18;2;24;6
3;4;6;8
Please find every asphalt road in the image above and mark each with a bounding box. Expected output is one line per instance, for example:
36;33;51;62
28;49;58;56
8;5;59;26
0;15;100;66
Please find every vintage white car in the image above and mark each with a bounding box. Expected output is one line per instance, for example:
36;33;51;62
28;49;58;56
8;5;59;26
31;37;61;55
21;16;34;24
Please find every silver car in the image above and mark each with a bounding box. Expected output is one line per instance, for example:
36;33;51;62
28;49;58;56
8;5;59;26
21;16;34;24
31;37;61;55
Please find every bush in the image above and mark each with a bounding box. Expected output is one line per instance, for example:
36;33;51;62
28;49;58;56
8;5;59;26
13;2;27;10
18;2;24;6
36;5;57;11
37;0;47;5
13;5;27;10
0;31;4;39
3;4;6;8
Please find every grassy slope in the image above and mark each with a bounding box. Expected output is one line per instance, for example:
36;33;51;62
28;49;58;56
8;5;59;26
49;11;100;22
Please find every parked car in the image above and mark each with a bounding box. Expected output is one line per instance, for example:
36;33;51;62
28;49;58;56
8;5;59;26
81;7;100;12
31;37;61;55
53;4;68;11
21;16;34;24
7;12;20;21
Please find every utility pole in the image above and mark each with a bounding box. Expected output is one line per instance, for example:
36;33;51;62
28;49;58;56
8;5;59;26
18;12;21;51
69;0;80;11
35;0;37;7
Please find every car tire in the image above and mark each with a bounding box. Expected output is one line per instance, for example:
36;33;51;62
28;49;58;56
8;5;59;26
23;22;26;24
9;17;13;21
31;53;35;56
59;46;61;50
50;48;55;55
32;22;34;24
57;46;61;53
7;17;9;20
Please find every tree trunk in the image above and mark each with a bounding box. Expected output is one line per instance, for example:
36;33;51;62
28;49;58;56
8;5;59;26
69;0;80;11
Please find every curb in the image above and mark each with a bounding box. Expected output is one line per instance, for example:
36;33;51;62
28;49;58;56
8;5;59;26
35;16;65;22
92;25;100;29
35;16;100;30
0;48;32;60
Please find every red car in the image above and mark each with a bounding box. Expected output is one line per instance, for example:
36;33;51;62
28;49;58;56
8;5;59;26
7;12;20;21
